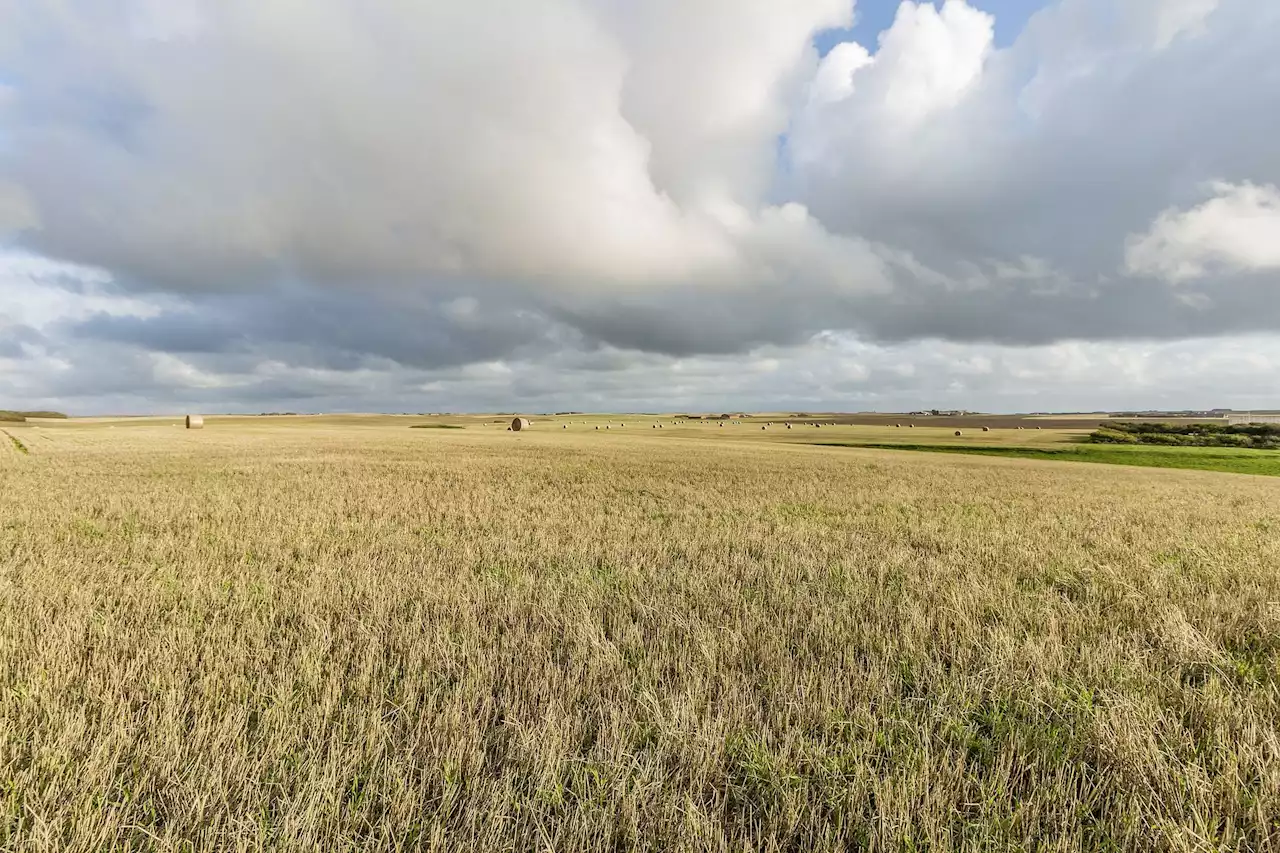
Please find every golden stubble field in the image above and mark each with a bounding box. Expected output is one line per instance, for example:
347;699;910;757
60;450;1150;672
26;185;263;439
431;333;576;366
2;418;1279;852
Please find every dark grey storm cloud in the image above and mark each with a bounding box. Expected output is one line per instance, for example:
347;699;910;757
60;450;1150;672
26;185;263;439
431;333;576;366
0;323;43;359
65;286;564;370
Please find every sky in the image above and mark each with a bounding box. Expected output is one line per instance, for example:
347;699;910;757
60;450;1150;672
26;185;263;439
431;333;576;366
816;0;1040;54
1;0;1279;415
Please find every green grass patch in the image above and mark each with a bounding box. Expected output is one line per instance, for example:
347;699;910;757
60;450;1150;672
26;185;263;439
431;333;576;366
3;431;29;455
1092;421;1280;449
0;411;67;421
815;442;1280;476
409;424;465;429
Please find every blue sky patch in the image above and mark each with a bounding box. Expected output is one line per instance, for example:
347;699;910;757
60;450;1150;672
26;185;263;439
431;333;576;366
815;0;1049;55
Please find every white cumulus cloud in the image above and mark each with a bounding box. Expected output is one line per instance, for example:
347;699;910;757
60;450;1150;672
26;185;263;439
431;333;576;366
1125;182;1280;282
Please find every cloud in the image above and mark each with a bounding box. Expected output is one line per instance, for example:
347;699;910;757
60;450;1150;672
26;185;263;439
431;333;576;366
1;0;1279;411
599;0;850;206
0;0;860;294
64;286;568;370
1125;182;1280;282
1154;0;1220;49
808;41;874;104
788;0;1280;329
0;182;38;231
864;0;995;123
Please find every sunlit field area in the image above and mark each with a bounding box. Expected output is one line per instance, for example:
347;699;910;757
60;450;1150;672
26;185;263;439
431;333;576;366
3;415;1279;851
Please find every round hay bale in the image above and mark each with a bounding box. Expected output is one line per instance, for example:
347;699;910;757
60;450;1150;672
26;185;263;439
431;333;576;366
562;424;567;429
909;424;915;428
786;424;792;429
185;414;204;430
1036;426;1042;430
982;426;990;432
595;425;599;430
511;417;531;431
955;430;963;436
895;423;901;428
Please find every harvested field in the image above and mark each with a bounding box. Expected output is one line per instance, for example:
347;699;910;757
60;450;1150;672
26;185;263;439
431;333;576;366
2;418;1279;852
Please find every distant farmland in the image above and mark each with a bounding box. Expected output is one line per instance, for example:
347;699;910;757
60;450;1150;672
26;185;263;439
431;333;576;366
818;441;1280;476
796;413;1219;430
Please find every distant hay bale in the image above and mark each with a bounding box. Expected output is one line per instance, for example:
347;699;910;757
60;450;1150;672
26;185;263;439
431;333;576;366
185;415;204;430
761;425;767;430
895;423;901;428
909;424;915;428
511;417;531;431
982;426;990;432
562;424;567;429
786;424;792;429
595;425;599;430
955;430;963;436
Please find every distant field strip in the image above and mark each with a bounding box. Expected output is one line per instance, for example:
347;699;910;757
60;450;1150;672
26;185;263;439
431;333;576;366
815;441;1280;476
